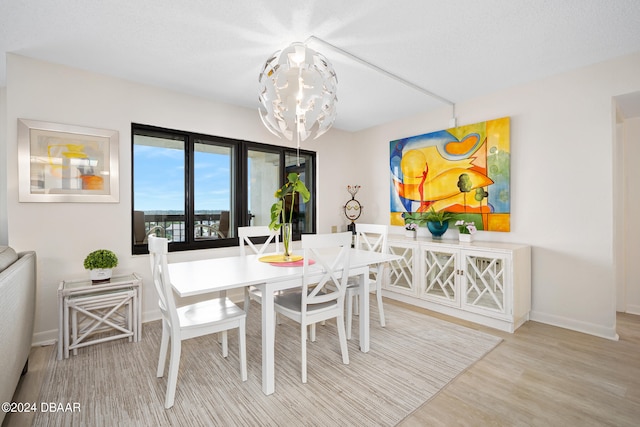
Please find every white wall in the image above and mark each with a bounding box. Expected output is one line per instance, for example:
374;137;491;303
623;117;640;314
5;54;356;344
1;85;7;245
6;52;640;344
352;52;640;340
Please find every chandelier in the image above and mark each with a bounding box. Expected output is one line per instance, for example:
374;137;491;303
258;42;338;143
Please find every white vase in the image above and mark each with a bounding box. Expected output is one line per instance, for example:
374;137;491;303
459;233;474;243
405;230;416;239
90;268;113;283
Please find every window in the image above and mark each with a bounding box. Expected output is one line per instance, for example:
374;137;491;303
132;124;316;254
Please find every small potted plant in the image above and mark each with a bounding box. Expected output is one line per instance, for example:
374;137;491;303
424;207;455;239
404;222;418;238
84;249;118;283
455;220;477;242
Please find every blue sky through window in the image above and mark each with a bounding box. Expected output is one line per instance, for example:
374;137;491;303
134;145;230;212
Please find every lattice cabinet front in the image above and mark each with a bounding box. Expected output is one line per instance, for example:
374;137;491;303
385;237;530;333
461;251;510;318
386;241;418;296
420;246;458;306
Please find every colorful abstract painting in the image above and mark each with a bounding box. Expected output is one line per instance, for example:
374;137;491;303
390;117;510;232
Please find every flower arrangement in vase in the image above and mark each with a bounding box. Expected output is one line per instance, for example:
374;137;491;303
269;172;310;259
405;222;418;238
455;220;477;242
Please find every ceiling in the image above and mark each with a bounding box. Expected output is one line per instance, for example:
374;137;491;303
2;0;640;131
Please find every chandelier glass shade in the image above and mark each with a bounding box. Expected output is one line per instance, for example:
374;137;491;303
258;42;338;142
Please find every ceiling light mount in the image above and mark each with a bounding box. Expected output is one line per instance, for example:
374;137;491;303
305;36;457;125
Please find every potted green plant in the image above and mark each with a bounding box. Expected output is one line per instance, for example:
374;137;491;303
455;220;477;242
84;249;118;283
269;173;310;259
424;207;455;239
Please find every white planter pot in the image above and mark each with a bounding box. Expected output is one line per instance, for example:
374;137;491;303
459;233;474;243
90;268;113;283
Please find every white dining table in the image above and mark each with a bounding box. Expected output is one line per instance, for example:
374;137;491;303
167;248;400;395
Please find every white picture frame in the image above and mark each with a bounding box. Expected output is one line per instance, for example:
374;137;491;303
18;119;119;203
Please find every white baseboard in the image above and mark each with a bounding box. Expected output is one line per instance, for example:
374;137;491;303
32;330;58;347
529;310;619;341
625;304;640;316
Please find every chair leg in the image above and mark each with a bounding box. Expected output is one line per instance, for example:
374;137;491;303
165;337;182;409
243;288;251;314
301;323;308;383
336;314;350;365
238;319;247;381
346;293;353;339
353;294;359;316
376;286;386;328
310;323;316;342
221;330;229;358
157;320;170;377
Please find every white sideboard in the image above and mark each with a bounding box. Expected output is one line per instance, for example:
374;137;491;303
384;236;531;332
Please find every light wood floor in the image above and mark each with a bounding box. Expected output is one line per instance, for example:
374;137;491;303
4;301;640;427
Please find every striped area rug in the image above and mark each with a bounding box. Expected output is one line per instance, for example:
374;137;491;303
34;299;501;426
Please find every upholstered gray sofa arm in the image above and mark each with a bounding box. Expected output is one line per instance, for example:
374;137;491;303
0;249;36;424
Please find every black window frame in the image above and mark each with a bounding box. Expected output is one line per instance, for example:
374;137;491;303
131;123;316;254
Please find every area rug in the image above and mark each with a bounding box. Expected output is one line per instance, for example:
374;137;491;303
34;299;502;426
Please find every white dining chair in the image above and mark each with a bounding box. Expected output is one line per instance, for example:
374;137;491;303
239;226;280;314
273;232;352;383
346;223;388;339
148;235;247;409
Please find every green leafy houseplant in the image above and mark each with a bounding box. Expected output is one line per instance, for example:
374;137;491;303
423;207;456;225
404;207;455;227
455;220;477;235
269;173;311;257
83;249;118;270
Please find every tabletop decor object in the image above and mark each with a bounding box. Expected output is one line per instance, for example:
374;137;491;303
405;222;418;238
269;173;310;260
259;254;304;264
344;184;362;234
456;220;477;242
424;207;455;239
83;249;118;283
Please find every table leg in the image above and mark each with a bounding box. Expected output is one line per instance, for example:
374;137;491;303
260;283;276;395
137;284;143;341
358;268;370;353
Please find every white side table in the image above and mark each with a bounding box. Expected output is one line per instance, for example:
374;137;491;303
57;273;142;360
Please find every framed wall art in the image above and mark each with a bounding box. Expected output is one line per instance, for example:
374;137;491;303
18;119;119;203
390;116;510;232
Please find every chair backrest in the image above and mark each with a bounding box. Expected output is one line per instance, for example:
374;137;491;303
148;235;179;327
301;232;352;313
218;211;230;238
133;210;146;244
238;226;280;256
354;223;388;254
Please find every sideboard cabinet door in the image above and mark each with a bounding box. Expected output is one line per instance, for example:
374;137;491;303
420;245;459;307
460;250;510;319
386;240;418;296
